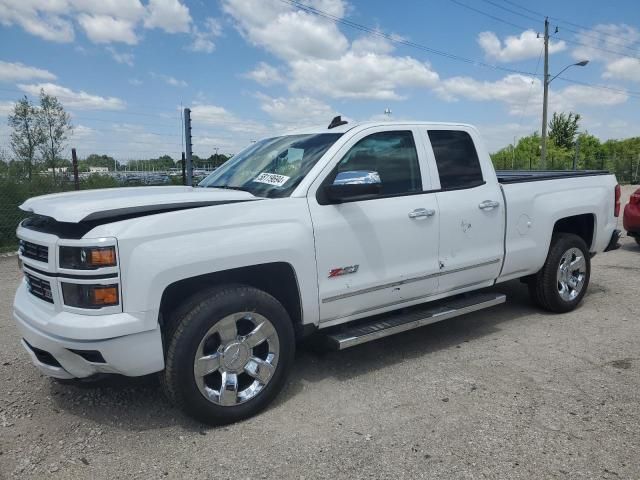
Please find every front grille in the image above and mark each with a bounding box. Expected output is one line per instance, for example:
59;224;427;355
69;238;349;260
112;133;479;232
24;272;54;304
20;240;49;263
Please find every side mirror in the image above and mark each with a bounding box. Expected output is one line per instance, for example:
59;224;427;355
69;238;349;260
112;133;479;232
323;170;382;203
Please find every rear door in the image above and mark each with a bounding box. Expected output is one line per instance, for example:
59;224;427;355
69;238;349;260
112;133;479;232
308;127;441;324
423;128;505;294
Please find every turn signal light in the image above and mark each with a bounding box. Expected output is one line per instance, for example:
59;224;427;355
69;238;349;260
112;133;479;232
92;286;119;306
59;246;117;269
61;283;119;309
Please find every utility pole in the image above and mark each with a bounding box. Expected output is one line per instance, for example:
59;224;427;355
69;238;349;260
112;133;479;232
183;107;193;186
573;134;580;170
540;17;550;170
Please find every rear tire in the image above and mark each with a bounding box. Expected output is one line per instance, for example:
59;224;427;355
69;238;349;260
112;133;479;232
528;233;591;313
635;237;640;247
161;284;295;425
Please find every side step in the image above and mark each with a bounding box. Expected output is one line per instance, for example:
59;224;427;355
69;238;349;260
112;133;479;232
319;292;506;350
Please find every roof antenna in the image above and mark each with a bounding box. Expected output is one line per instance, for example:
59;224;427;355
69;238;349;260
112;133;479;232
328;115;348;129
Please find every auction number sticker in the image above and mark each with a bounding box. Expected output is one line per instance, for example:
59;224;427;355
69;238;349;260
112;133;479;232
253;172;290;187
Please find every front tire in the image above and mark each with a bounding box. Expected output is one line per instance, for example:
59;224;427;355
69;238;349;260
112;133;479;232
528;233;591;313
161;285;295;425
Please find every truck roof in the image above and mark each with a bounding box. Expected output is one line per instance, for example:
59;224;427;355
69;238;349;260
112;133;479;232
283;120;477;136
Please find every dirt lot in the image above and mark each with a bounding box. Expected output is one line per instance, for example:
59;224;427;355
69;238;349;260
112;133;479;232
1;185;638;480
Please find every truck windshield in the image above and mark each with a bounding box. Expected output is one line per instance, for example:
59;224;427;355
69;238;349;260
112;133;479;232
198;133;343;198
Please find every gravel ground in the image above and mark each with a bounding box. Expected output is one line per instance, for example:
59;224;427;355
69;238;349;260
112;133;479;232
1;185;638;480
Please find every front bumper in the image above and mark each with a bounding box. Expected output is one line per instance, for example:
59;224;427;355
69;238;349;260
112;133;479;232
14;283;164;379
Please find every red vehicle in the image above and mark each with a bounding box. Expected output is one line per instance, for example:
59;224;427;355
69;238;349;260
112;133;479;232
623;187;640;246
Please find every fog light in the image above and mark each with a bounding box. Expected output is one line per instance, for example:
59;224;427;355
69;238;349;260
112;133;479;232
62;283;119;309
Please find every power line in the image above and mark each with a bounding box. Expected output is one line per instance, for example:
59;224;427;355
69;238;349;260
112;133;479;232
282;0;640;101
278;0;541;77
498;0;640;50
451;0;640;61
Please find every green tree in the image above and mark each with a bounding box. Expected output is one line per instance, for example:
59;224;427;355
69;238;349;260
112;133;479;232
81;154;119;171
549;112;581;149
37;90;72;180
8;96;44;180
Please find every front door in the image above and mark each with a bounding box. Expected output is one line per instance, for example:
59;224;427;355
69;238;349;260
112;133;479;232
308;127;441;324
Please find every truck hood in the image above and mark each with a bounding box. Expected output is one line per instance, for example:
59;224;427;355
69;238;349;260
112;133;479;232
20;186;259;223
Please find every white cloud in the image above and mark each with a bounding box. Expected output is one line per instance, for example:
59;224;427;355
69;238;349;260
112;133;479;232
0;0;192;45
222;0;349;61
69;0;145;22
72;124;95;139
351;34;396;55
437;73;628;116
224;0;438;100
603;57;640;83
17;82;126;110
571;24;640;63
188;17;222;53
150;72;187;87
0;0;74;42
106;47;134;66
77;13;138;44
0;100;15;116
0;60;56;82
478;30;565;62
190;103;267;135
257;94;336;128
244;62;284;86
144;0;191;34
129;78;143;86
291;52;439;100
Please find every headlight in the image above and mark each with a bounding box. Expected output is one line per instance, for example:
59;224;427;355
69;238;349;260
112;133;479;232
59;246;117;269
61;283;119;309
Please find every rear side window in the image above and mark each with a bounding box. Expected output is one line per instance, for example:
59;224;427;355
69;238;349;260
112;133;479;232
428;130;484;190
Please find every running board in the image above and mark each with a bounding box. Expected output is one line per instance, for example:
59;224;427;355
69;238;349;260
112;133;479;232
319;292;506;350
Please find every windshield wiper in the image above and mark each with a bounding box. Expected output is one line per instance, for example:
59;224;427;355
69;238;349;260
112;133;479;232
205;185;251;192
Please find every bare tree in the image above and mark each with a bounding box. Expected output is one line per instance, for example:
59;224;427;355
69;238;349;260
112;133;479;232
8;96;44;181
37;89;72;180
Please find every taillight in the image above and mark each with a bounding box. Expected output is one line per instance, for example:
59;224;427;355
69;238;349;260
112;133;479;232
614;184;621;217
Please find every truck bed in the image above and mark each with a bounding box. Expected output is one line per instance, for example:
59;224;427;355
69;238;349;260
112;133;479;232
496;170;610;184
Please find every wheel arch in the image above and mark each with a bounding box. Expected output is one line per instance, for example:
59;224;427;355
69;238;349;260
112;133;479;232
159;262;305;338
552;213;596;250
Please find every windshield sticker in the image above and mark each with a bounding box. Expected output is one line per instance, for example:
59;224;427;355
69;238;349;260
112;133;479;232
253;172;290;187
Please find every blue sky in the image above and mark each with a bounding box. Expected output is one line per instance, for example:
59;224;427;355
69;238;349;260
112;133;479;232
1;0;639;159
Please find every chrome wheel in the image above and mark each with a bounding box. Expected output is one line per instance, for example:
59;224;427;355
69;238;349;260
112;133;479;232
556;247;587;302
193;312;280;406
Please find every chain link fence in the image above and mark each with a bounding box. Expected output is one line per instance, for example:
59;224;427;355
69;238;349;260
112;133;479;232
1;154;639;253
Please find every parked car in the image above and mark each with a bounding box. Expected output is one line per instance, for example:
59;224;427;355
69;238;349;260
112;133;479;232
14;119;621;424
623;187;640;245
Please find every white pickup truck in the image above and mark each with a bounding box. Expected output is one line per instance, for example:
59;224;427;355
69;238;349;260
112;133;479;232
14;119;622;424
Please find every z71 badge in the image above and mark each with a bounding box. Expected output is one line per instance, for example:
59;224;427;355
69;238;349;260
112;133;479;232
328;265;359;278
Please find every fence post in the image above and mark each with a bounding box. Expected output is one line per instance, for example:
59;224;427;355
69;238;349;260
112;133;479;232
71;148;79;190
184;108;193;186
181;152;186;185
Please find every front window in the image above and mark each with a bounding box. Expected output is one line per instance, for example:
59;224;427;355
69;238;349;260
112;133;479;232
198;133;343;198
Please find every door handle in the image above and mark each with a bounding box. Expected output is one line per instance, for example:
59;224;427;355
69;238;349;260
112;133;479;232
478;200;500;210
408;208;436;219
